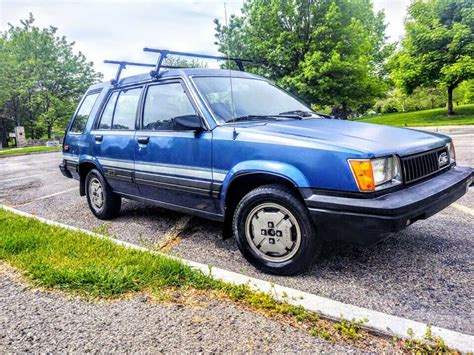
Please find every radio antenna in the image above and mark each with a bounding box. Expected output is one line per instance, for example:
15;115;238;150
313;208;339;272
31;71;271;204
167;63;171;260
224;3;237;139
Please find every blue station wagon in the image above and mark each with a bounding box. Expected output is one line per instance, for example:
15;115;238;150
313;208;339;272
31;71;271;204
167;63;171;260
60;49;473;275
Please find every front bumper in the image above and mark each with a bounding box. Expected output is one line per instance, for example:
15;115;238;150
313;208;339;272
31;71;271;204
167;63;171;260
304;166;473;245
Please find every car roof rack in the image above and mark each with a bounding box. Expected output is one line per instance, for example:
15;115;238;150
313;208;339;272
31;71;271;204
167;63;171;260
104;60;186;85
104;49;254;84
143;48;253;78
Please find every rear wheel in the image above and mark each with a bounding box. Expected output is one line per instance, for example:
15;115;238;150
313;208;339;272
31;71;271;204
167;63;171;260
233;184;321;275
85;169;121;219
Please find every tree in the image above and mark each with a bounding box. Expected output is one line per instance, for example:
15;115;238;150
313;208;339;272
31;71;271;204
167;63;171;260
163;55;208;68
454;79;474;105
390;0;474;115
0;14;102;140
214;0;392;118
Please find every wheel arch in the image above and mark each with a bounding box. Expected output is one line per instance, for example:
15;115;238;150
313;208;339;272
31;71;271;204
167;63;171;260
220;162;310;238
78;160;100;196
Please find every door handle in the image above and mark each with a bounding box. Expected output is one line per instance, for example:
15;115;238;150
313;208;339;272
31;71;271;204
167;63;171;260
138;136;150;145
95;135;103;142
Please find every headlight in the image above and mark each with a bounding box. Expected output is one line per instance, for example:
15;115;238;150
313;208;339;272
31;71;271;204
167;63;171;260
448;142;456;163
349;156;402;192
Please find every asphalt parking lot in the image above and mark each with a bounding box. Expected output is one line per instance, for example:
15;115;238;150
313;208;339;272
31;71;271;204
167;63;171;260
1;131;473;337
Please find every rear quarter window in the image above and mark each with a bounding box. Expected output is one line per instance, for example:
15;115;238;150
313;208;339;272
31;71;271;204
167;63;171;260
112;88;142;130
69;92;100;134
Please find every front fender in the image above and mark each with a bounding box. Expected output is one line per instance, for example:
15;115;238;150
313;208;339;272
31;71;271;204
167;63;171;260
219;160;310;208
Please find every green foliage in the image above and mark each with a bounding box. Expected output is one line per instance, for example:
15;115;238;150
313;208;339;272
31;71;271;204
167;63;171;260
374;87;447;114
390;0;474;114
454;79;474;105
333;317;368;340
214;0;393;118
0;14;102;142
163;55;208;69
403;325;449;352
311;325;335;341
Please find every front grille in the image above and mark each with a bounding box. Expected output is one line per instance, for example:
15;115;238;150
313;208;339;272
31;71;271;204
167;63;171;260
401;147;449;184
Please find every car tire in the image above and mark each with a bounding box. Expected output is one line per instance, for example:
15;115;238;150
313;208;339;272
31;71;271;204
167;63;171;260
85;169;121;220
233;184;321;276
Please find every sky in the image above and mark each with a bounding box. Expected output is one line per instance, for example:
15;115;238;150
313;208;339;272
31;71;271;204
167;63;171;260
0;0;411;80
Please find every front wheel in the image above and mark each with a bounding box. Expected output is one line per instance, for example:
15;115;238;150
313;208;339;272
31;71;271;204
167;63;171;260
233;184;321;275
85;169;121;220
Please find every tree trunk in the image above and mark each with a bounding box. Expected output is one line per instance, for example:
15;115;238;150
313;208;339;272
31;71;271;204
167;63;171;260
447;86;455;115
0;117;8;148
47;125;52;139
431;98;435;109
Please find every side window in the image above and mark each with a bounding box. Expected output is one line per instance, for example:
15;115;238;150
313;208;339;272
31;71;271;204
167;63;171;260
112;88;142;130
99;91;119;129
70;92;100;133
143;83;196;131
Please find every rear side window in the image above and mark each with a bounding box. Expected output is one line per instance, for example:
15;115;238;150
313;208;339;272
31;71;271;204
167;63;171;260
143;83;196;131
112;88;142;130
70;92;100;133
98;88;141;130
99;91;119;129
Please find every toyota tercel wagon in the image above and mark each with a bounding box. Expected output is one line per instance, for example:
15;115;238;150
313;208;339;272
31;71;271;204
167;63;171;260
60;49;473;275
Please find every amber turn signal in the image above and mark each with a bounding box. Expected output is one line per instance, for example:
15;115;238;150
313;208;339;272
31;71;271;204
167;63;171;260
348;159;375;192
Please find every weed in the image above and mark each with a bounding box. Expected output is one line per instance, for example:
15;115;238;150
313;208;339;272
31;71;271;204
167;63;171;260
402;325;450;352
333;317;368;340
311;325;335;342
93;222;110;236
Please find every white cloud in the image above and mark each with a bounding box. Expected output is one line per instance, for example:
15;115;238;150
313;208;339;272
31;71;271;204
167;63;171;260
1;0;244;79
1;0;408;81
373;0;411;43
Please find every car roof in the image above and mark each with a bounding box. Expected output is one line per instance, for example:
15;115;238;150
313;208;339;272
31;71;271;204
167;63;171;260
88;68;265;90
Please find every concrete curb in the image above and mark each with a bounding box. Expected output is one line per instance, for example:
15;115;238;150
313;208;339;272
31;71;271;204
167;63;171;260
412;125;474;135
1;205;473;353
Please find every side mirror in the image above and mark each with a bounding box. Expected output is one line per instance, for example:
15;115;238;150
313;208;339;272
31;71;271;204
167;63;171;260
173;115;204;132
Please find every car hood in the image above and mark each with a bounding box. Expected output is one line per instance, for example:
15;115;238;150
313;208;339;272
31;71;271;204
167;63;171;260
238;118;450;157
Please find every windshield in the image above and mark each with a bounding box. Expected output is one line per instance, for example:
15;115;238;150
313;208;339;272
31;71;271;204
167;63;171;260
192;76;311;123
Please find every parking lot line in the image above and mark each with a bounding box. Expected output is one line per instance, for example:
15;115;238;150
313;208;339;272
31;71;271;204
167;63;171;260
451;203;474;217
0;171;56;183
15;187;78;207
1;204;472;353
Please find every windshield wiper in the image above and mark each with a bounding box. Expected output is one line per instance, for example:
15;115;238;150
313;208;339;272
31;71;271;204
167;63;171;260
278;110;314;118
231;115;278;122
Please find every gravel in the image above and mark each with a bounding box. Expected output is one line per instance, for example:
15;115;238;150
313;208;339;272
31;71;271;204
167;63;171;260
0;265;353;353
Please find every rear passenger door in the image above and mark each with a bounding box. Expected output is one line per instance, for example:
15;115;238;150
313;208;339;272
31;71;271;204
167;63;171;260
92;86;142;196
134;80;215;213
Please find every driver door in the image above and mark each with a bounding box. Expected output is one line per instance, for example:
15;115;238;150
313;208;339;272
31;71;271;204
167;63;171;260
134;80;215;213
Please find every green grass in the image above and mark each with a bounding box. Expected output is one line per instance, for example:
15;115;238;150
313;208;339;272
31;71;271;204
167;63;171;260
0;145;61;156
357;104;474;127
0;209;217;298
0;208;330;325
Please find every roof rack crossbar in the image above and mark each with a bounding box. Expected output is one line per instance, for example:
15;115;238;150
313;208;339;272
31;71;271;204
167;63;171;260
103;60;186;85
143;48;253;77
